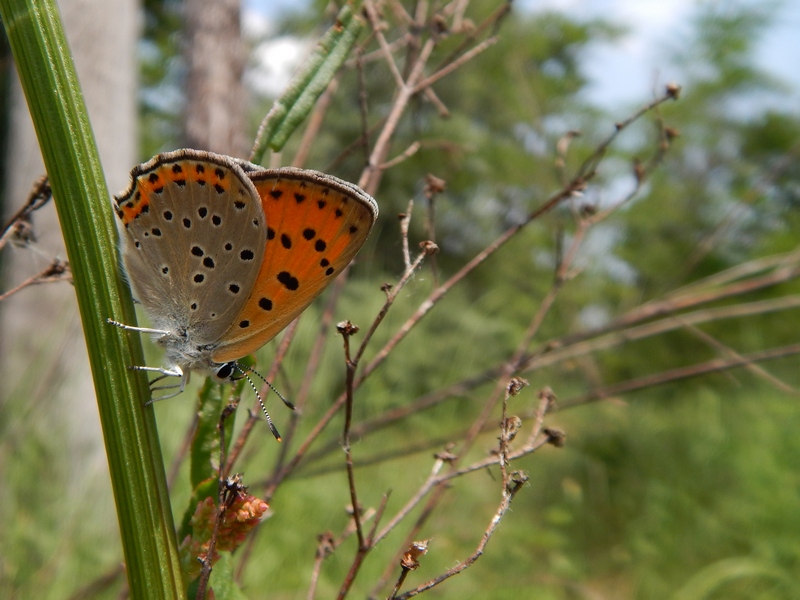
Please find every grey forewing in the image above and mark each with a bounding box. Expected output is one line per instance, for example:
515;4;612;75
117;152;266;346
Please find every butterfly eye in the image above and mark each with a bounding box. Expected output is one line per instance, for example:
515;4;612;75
214;362;236;381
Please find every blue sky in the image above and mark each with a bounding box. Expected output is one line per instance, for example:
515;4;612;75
244;0;799;111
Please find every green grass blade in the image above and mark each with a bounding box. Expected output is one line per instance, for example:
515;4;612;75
0;1;184;597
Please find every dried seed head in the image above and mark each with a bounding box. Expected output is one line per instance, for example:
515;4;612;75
424;173;447;197
401;539;431;570
420;240;439;255
506;377;529;397
337;320;360;336
501;415;523;443
665;82;682;99
544;427;566;448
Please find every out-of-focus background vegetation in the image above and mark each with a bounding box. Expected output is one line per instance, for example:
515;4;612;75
2;0;799;598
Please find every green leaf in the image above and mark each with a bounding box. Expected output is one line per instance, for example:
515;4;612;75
187;552;248;600
250;2;364;163
191;378;227;490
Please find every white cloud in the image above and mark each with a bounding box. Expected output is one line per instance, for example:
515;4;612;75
246;35;312;97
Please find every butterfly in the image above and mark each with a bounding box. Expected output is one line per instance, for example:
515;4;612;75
111;149;378;431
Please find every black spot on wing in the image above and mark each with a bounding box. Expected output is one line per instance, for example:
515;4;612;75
277;271;299;290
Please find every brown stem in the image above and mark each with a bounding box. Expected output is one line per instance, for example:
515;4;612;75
394;473;528;599
560;342;800;409
0;259;71;301
195;404;237;599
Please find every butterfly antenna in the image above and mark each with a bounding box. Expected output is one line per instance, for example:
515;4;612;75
231;364;282;441
237;363;296;410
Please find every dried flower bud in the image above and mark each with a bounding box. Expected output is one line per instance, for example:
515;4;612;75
501;415;523;443
401;540;430;570
424;174;447;197
544;427;566;448
420;240;439;255
633;157;645;183
506;377;529;397
665;82;682;99
316;531;335;559
10;215;36;247
337;320;360;336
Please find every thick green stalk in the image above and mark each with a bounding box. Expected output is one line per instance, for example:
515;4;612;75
0;1;184;597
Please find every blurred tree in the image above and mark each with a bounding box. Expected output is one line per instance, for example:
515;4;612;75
184;0;248;156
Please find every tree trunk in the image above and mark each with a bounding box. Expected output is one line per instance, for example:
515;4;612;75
1;0;138;474
184;0;248;158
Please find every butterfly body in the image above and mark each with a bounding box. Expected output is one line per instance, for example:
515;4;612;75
113;149;378;390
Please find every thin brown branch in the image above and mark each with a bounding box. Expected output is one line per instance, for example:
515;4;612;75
0;174;51;251
394;472;528;599
423;174;445;286
422;86;450;117
300;370;499;467
356;45;372;165
360;36;436;195
196;404;237;599
226;317;300;473
684;321;798;394
307;532;335;600
400;200;413;271
302;290;800;473
412;36;498;93
274;275;348;472
167;412;198;490
560;342;800;409
369;94;678;590
363;0;406;89
379;140;421;170
261;247;432;501
347;35;407;67
524;294;800;374
436;0;511;68
682;142;800;277
355;92;675;422
338;320;365;548
354;243;434;366
373;456;447;546
354;182;577;388
577;85;679;181
370;392;557;596
0;259;71;301
66;565;124;600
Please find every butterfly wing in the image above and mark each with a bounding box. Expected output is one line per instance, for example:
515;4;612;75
114;149;267;345
211;168;378;362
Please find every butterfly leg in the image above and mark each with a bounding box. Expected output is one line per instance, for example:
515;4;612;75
108;318;189;401
127;364;189;402
107;318;170;336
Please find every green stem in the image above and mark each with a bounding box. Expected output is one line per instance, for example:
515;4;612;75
0;1;184;597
